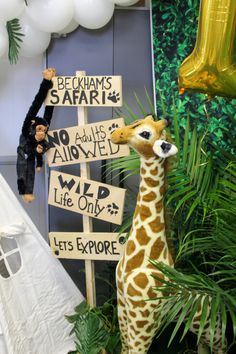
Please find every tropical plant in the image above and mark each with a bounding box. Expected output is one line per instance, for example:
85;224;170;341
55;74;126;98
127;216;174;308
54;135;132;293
143;98;235;350
6;18;24;64
66;298;121;354
150;160;236;350
107;86;236;352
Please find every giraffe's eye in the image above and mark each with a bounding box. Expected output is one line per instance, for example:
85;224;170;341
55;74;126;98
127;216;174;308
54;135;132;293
139;131;151;140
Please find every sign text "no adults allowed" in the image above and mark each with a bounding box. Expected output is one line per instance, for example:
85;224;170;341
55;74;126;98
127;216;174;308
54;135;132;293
46;118;130;167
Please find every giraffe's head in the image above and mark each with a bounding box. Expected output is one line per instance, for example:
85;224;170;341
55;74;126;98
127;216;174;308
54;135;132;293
111;115;178;159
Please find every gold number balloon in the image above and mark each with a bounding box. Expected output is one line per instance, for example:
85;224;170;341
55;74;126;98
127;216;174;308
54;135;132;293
179;0;236;98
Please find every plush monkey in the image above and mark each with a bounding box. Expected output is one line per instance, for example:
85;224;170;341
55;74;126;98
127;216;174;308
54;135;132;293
16;68;56;203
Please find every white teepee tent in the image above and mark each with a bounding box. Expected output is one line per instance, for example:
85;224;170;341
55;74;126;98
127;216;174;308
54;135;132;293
0;174;84;354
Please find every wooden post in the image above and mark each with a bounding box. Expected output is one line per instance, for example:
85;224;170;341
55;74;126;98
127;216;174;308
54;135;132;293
76;71;96;307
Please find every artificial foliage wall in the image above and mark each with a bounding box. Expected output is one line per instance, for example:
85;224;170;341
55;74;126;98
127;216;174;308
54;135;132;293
151;3;236;351
152;0;236;151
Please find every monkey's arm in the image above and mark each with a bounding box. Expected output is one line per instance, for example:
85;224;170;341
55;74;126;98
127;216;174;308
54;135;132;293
22;79;53;136
36;154;43;168
43;105;54;126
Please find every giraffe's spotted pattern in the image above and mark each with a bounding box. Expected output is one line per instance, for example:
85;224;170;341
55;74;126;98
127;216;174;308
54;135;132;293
116;155;175;353
125;249;145;273
150;237;165;259
112;117;227;354
136;226;151;246
143;191;157;202
127;283;142;297
144;177;160;188
126;240;136;255
133;272;149;289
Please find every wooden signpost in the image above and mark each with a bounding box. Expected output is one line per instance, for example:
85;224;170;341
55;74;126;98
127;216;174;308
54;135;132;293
46;118;130;167
49;232;126;261
47;71;128;306
48;171;126;225
45;75;122;106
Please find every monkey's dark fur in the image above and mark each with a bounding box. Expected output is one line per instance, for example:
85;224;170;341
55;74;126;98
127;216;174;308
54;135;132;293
16;78;54;196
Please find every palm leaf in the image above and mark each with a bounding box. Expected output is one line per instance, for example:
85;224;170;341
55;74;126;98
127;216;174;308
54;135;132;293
6;19;24;64
123;102;139;121
106;150;140;179
197;295;210;344
177;161;236;263
145;87;155;116
151;262;234;349
134;91;148;116
180;295;203;342
167;127;215;207
74;312;109;354
168;295;196;345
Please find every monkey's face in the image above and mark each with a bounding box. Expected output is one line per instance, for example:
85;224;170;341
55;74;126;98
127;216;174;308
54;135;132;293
35;124;48;141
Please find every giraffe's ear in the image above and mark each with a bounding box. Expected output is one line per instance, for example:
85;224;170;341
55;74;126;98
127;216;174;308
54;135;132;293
153;140;178;158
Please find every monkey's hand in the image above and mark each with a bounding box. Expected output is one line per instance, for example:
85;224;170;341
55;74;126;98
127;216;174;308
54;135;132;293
36;167;42;173
43;68;56;80
36;144;43;154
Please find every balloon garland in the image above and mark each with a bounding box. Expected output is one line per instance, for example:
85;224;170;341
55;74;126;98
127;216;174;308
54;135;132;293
26;0;74;33
73;0;115;30
18;13;51;57
0;0;24;22
0;0;140;60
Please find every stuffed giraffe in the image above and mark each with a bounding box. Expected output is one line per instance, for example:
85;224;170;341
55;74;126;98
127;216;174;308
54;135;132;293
111;115;227;354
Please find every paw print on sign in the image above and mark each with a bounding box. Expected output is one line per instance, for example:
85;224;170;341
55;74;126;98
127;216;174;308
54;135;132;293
109;123;119;134
107;202;119;215
107;91;120;103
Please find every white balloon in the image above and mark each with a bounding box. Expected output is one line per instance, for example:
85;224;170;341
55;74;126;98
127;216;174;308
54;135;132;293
57;18;79;35
74;0;114;30
0;0;24;22
0;24;8;57
108;0;139;5
19;14;51;57
26;0;74;33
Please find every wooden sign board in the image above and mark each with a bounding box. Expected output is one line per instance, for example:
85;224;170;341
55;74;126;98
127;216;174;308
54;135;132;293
49;232;126;261
48;171;126;225
46;118;130;167
45;75;122;107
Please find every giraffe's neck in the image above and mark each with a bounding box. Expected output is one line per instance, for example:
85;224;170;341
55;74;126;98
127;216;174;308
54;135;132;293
124;156;173;270
138;156;165;224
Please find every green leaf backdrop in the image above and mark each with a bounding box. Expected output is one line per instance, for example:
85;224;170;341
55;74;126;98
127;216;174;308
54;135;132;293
152;0;236;153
